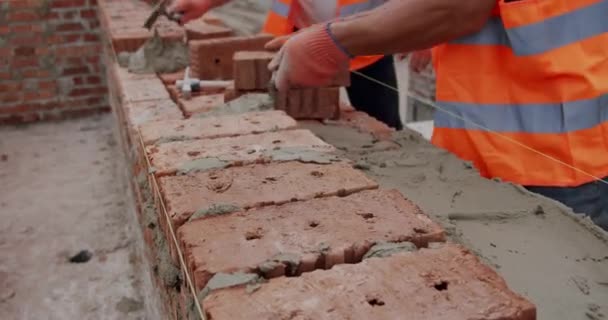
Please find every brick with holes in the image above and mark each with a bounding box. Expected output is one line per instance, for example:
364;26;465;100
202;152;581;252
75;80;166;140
157;161;378;263
178;189;444;292
204;243;536;320
275;87;340;120
189;34;275;80
233;51;275;90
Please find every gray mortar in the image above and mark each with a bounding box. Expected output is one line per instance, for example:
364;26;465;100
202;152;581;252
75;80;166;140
121;29;189;74
263;147;341;165
198;273;263;300
363;242;417;260
139;180;181;289
257;253;301;276
188;204;241;222
194;93;273;118
177;157;230;175
298;121;608;319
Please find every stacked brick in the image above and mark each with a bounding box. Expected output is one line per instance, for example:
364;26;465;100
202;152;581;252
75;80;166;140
99;1;536;319
0;0;108;123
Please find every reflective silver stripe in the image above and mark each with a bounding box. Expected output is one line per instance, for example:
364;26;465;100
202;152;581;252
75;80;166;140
452;17;510;46
271;0;290;17
339;0;386;17
452;1;608;56
434;95;608;133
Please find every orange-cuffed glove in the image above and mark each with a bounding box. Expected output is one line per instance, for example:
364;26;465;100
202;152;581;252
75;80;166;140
267;23;350;92
168;0;226;24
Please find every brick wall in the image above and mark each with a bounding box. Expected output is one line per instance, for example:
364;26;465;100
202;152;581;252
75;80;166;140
0;0;108;124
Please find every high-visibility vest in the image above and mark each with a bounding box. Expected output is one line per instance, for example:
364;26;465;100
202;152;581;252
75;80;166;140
263;0;384;71
431;0;608;187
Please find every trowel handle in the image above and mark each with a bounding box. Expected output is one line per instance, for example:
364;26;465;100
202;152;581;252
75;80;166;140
198;80;232;89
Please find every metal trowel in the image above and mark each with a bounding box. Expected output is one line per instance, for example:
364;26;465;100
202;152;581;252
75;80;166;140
144;0;182;30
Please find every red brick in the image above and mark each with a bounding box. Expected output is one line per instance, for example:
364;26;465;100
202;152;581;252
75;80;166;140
62;66;89;76
233;51;275;91
158;162;378;259
80;9;97;19
52;0;86;8
184;20;233;41
115;68;171;103
146;129;335;176
139;110;297;145
124;99;184;145
178;93;224;117
205;244;536;320
189;34;274;80
275;87;340;120
179;189;444;291
83;34;100;42
8;11;40;22
56;22;83;32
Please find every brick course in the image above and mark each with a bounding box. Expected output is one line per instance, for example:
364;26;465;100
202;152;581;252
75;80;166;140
0;0;108;123
204;244;536;320
179;189;445;291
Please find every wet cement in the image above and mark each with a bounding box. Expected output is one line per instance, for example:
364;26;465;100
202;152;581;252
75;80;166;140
118;29;189;74
299;121;608;320
363;242;417;260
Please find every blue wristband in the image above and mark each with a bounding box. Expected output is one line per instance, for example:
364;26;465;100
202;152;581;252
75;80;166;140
325;22;355;59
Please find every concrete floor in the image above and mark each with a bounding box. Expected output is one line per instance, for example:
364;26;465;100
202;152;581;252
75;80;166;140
0;115;158;320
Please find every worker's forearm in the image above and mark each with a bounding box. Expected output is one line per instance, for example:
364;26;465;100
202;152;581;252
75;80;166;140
209;0;231;8
331;0;495;56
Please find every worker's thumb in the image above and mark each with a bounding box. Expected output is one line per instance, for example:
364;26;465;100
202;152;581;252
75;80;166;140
265;35;292;51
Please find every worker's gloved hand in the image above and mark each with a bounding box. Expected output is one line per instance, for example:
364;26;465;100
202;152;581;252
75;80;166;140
409;49;432;73
168;0;213;24
267;23;350;92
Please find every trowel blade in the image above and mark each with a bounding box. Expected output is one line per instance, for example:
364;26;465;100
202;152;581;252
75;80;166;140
144;2;164;30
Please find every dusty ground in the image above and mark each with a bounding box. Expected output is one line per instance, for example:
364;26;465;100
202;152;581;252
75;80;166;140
0;115;159;320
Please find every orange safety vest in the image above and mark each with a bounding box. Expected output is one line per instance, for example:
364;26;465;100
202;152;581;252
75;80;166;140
263;0;384;71
431;0;608;187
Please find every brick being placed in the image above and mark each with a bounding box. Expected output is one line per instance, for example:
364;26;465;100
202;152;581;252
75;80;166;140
189;34;275;80
233;51;275;90
204;244;536;320
275;87;341;120
178;189;445;292
139;110;297;145
146;129;335;176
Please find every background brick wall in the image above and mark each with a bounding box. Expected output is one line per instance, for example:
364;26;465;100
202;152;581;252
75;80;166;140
0;0;108;124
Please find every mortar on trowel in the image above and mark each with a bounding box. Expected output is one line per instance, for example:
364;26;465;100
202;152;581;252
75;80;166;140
176;67;232;99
